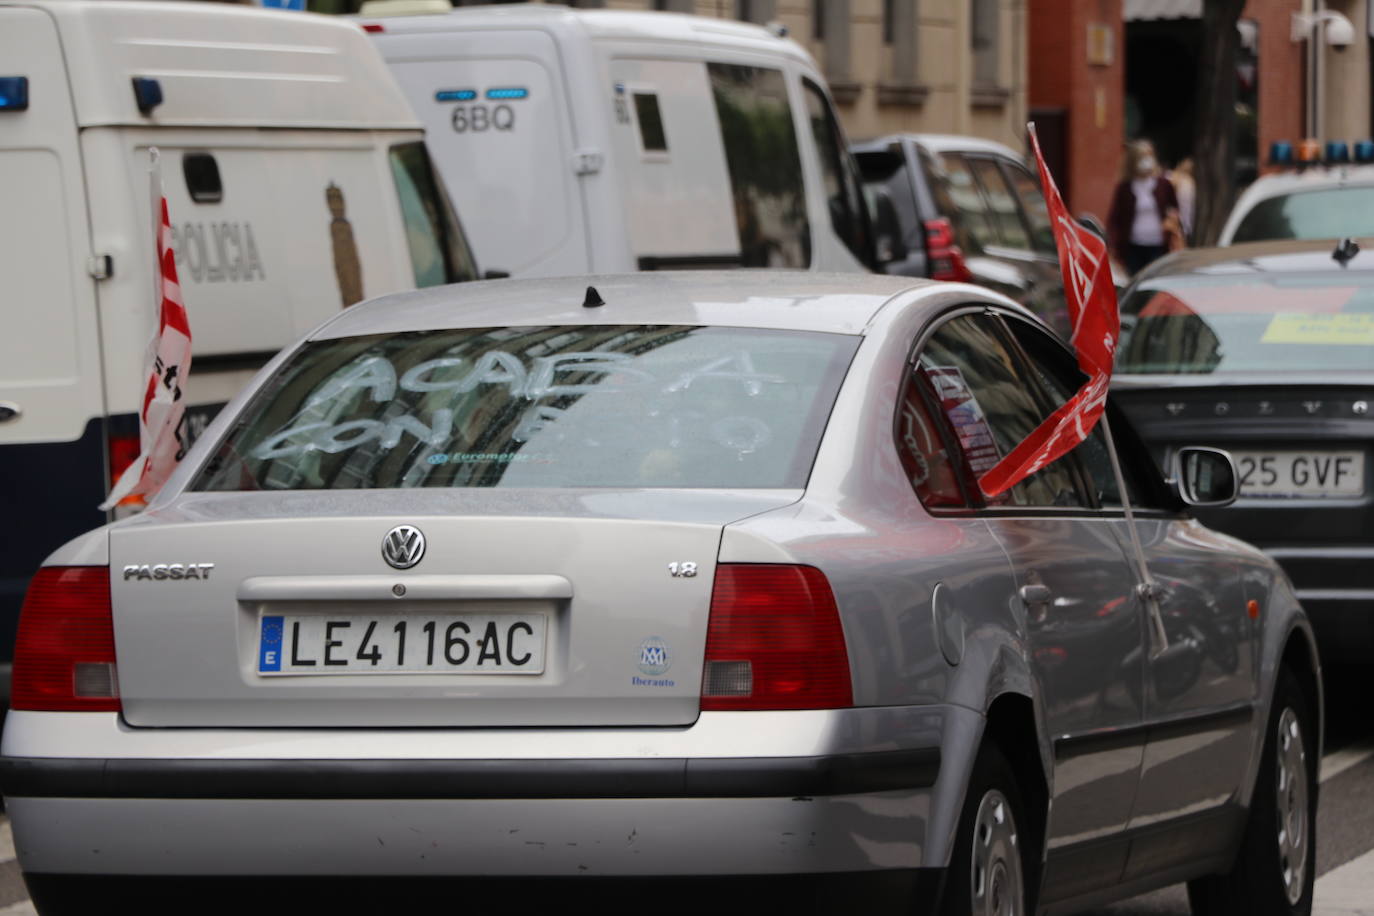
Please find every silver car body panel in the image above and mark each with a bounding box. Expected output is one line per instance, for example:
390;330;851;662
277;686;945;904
2;705;968;876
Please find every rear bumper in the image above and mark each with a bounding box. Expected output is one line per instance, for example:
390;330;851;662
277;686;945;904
0;706;968;879
1266;545;1374;661
0;749;938;800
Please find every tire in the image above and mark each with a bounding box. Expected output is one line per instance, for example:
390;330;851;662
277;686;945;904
1187;668;1318;916
941;741;1031;916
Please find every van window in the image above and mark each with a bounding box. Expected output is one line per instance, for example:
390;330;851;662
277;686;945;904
802;79;873;267
633;92;669;153
707;64;810;268
388;142;479;287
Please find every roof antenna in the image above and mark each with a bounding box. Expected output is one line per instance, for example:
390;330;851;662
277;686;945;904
1333;237;1360;267
583;285;605;308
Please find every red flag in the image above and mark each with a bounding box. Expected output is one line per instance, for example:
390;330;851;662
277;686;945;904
100;192;193;510
977;125;1120;497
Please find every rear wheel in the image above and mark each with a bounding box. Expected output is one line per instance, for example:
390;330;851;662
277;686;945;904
1187;668;1317;916
941;742;1029;916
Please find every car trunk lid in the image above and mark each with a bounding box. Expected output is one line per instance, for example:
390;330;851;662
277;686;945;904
110;490;794;727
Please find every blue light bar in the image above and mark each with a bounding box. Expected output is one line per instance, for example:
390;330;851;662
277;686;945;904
1355;140;1374;164
1326;141;1351;164
486;87;529;100
1269;141;1295;166
0;76;29;112
435;89;477;102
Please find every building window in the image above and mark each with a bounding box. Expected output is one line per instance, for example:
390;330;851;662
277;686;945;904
971;0;999;87
735;0;773;21
813;0;825;39
886;0;918;85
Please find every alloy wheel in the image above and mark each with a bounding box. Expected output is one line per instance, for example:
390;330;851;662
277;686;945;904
1275;706;1309;906
971;789;1023;916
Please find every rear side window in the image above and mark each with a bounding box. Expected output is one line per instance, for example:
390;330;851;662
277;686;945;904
968;157;1030;250
707;64;810;267
194;325;858;491
388;142;479;287
802;79;874;267
1004;163;1057;255
914;314;1089;509
1231;187;1374;243
932;154;996;254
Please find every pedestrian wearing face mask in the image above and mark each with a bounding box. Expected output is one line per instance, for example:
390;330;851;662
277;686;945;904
1107;139;1182;274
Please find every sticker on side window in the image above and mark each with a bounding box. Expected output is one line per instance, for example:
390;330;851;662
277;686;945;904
925;366;1001;476
1261;313;1374;345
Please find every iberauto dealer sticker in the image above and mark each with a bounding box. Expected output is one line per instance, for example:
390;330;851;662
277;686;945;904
633;636;674;687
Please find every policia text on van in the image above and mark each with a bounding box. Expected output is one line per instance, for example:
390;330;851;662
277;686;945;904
0;0;482;701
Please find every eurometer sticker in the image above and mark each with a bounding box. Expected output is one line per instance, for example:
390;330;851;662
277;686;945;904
1261;313;1374;345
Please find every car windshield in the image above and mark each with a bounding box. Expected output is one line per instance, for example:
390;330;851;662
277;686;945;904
194;325;858;491
1117;272;1374;373
1231;186;1374;243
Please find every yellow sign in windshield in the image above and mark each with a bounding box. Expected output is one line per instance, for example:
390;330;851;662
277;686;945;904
1261;313;1374;345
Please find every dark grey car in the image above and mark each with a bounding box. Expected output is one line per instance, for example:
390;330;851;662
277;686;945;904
1113;239;1374;664
852;134;1069;337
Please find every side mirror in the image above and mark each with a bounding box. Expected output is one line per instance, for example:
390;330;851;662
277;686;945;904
864;186;907;266
1172;447;1238;507
1076;213;1108;242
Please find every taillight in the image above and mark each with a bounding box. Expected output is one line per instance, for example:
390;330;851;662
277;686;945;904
923;217;973;282
701;564;852;711
12;567;121;712
107;431;145;510
361;22;384;32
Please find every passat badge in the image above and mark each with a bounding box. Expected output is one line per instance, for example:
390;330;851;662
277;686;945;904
382;525;426;570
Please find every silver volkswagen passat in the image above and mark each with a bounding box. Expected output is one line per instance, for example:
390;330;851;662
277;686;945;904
2;273;1320;915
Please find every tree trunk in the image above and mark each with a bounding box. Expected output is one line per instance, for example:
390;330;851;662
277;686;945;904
1192;0;1247;246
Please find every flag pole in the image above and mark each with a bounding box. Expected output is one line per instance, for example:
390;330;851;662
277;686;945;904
149;146;162;318
1099;412;1169;654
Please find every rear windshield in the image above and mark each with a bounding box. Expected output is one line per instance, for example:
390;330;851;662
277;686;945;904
1231;186;1374;243
194;325;857;491
1117;273;1374;373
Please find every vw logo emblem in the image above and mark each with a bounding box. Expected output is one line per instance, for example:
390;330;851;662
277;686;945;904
381;525;426;570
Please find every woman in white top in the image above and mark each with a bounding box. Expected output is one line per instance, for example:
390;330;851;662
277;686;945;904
1107;140;1181;275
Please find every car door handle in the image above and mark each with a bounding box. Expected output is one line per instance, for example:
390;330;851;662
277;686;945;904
1019;584;1052;606
0;401;20;423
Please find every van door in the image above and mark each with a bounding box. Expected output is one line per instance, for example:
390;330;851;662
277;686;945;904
378;30;583;279
607;58;740;270
0;6;107;649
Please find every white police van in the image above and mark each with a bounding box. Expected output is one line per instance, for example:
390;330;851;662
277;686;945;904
357;3;875;278
0;0;481;696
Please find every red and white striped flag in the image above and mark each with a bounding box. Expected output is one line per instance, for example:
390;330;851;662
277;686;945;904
100;159;193;510
977;124;1120;497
